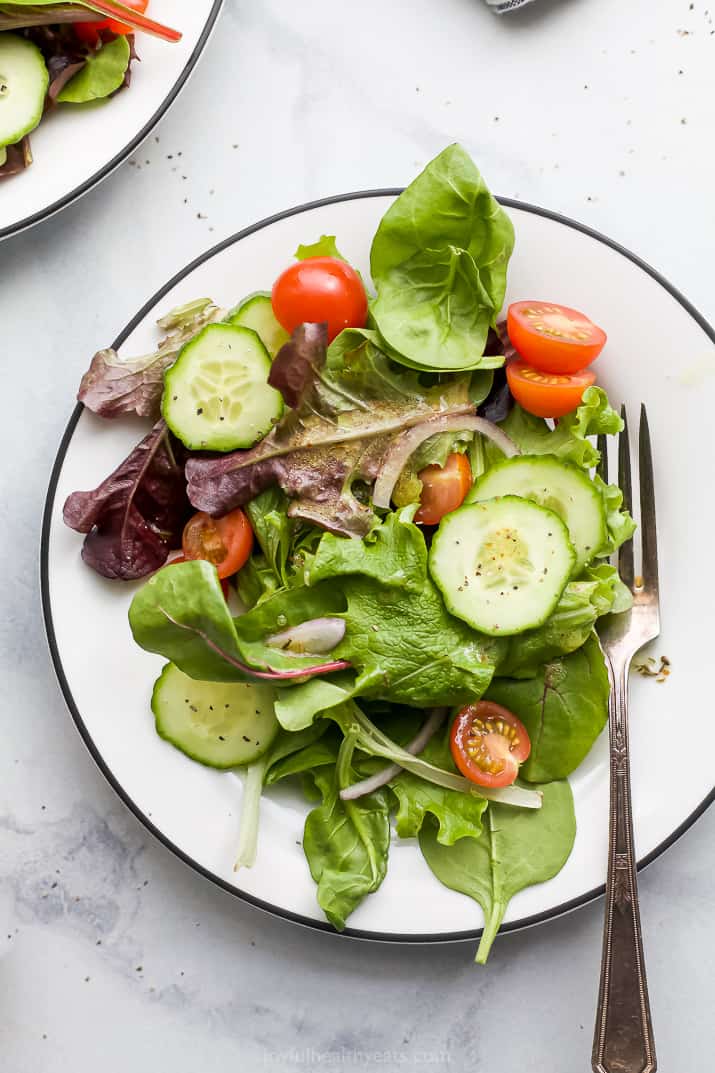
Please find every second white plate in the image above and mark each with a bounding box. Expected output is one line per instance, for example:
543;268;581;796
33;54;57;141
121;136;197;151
0;0;223;241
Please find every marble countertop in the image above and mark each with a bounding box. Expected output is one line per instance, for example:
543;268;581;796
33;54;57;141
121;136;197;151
2;0;713;1069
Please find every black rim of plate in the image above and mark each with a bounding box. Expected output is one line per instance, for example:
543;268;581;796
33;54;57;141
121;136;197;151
0;0;225;242
41;190;715;944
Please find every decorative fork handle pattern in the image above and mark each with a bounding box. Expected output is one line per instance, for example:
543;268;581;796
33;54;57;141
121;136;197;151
592;660;656;1073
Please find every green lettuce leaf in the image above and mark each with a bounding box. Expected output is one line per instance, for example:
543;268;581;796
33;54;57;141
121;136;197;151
419;779;576;962
295;235;347;261
302;735;390;930
369;144;514;372
307;512;503;706
57;35;130;104
486;634;609;782
490;388;635;554
498;563;628;677
497;387;621;469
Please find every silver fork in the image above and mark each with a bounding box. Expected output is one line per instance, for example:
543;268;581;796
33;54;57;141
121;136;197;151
592;405;659;1073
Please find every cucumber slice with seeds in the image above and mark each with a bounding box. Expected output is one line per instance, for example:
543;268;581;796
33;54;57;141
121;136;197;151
466;455;606;571
429;497;575;636
151;663;279;769
0;34;49;149
228;292;290;357
162;323;283;451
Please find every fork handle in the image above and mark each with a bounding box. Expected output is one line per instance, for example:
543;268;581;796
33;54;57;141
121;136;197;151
592;662;657;1073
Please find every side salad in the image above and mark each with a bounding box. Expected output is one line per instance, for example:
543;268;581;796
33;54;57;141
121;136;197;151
0;1;180;179
63;145;634;961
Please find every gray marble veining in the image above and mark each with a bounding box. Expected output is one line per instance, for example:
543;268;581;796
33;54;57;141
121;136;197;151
1;0;713;1069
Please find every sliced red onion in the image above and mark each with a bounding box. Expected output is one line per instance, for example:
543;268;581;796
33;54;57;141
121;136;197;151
372;414;520;510
340;708;447;801
266;617;346;656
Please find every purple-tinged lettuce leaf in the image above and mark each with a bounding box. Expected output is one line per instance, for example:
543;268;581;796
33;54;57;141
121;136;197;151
267;321;327;409
63;419;190;580
0;137;32;180
186;324;475;536
77;298;222;420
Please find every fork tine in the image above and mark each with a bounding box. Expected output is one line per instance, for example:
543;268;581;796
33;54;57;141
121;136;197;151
596;434;609;484
639;404;659;595
618;405;635;588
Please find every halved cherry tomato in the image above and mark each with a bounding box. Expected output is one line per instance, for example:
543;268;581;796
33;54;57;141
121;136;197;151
450;700;531;789
506;359;595;418
74;0;148;45
168;553;230;600
414;452;472;526
181;508;253;580
507;301;606;374
271;257;368;343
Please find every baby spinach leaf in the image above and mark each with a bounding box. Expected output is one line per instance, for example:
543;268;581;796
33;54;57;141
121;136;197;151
274;674;357;732
390;732;487;845
245;488;293;586
369;144;514;371
264;726;338;786
57;35;130;103
303;735;391;930
419;779;576;962
486;634;609;782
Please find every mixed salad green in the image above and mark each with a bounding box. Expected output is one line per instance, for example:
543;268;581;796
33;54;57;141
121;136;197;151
0;1;180;179
63;145;634;961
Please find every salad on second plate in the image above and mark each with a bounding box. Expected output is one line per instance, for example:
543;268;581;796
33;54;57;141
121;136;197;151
63;144;634;961
0;0;180;179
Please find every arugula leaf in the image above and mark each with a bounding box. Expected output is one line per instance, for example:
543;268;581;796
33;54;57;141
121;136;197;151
62;419;190;580
56;34;129;102
78;298;222;420
419;779;576;962
303;734;391;929
369;144;514;372
390;732;487;845
487;634;609;782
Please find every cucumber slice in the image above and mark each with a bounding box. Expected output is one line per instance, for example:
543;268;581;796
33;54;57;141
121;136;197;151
466;455;606;571
227;292;290;357
162;323;283;451
151;663;279;769
0;35;48;149
429;497;575;636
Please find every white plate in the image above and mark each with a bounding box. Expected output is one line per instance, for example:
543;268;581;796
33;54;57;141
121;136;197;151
0;0;223;241
42;193;715;942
